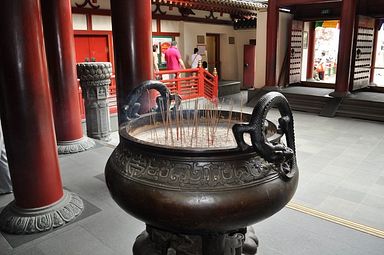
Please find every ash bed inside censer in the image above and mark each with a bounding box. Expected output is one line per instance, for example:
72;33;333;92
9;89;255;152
125;109;278;149
105;80;299;255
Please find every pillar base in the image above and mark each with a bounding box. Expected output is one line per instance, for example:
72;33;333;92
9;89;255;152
98;134;111;142
0;190;84;234
57;136;95;154
329;91;351;98
262;86;282;92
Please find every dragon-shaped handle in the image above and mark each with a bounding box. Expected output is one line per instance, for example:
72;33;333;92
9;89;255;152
123;80;181;121
232;92;297;180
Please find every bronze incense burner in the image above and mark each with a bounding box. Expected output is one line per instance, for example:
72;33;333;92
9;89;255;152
105;81;298;255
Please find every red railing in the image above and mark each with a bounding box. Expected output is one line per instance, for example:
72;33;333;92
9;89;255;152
78;68;218;119
156;66;218;101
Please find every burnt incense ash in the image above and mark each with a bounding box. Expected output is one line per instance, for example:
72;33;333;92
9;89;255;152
132;119;252;149
127;97;258;148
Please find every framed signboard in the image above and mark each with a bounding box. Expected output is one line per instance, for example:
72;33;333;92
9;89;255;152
197;35;205;44
153;36;174;69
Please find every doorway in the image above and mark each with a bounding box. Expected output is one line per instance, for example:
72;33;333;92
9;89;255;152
74;35;110;63
206;33;220;77
243;45;256;88
374;22;384;87
74;34;116;117
301;21;339;85
74;34;115;95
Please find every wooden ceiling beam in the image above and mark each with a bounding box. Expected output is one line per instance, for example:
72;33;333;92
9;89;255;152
152;13;232;25
277;0;341;7
152;0;261;16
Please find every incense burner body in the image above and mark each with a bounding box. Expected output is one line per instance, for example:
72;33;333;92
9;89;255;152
105;80;298;254
106;119;297;234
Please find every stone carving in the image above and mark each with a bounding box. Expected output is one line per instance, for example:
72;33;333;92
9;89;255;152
77;63;112;81
57;136;95;154
0;191;84;234
77;62;112;141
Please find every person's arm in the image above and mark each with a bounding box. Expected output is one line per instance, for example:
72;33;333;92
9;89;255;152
176;50;185;69
178;58;186;69
153;53;159;73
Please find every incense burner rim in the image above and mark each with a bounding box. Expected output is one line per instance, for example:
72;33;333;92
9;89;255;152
119;111;282;154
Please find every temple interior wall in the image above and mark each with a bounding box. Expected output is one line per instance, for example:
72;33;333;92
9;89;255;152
277;12;294;83
255;11;267;88
70;3;292;87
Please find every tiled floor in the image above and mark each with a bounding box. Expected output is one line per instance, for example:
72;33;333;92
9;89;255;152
0;92;383;254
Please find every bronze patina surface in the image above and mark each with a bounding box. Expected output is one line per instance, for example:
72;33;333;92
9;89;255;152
105;80;298;255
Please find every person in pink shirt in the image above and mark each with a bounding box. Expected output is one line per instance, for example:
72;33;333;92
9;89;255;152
164;41;186;78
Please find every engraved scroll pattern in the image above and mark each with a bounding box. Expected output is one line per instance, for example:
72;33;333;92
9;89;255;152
111;146;278;190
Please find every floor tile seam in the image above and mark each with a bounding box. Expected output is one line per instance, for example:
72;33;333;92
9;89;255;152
287;202;384;239
1;222;79;252
76;224;119;253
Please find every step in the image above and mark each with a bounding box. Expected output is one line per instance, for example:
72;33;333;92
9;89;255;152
218;80;241;97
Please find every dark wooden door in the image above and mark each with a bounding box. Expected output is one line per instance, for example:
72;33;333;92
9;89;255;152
289;20;304;84
206;34;220;76
351;16;375;91
243;45;256;88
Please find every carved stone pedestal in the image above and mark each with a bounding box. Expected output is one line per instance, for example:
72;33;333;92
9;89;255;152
57;136;95;154
0;191;84;234
77;62;112;141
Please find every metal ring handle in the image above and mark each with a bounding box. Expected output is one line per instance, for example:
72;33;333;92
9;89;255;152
233;92;297;180
123;80;180;121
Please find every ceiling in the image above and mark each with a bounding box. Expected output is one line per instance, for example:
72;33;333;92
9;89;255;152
152;0;268;17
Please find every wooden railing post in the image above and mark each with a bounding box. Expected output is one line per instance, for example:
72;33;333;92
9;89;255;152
176;71;181;95
198;66;205;97
213;67;219;99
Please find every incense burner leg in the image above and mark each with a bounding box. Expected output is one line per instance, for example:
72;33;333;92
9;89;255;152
132;225;258;255
243;226;258;255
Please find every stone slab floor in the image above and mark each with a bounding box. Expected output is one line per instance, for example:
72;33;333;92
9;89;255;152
0;95;383;254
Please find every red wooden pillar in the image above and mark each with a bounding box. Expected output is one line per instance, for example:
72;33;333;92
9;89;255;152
0;0;83;234
306;22;316;80
111;0;153;125
333;0;357;96
265;0;279;87
41;0;95;154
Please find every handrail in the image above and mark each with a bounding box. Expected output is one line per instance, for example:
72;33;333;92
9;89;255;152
155;66;218;102
77;67;218;119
